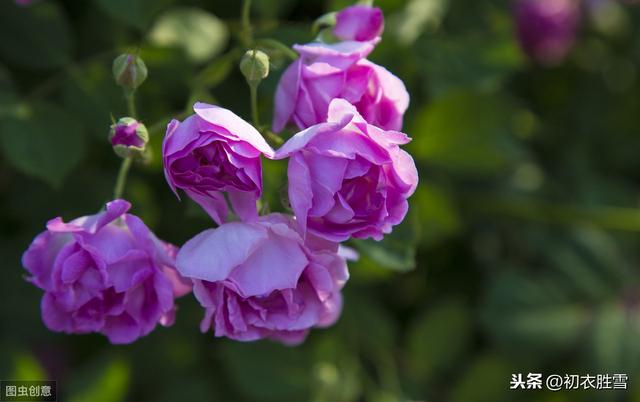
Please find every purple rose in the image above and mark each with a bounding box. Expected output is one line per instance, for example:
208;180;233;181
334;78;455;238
334;5;384;42
272;40;409;133
21;200;191;344
163;102;275;224
275;98;418;242
515;0;580;65
176;213;349;345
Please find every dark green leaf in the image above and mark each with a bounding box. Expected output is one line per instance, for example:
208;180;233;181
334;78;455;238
93;0;173;31
62;61;125;139
417;29;523;96
481;271;591;360
219;340;311;402
415;185;461;246
409;90;522;174
0;102;85;187
451;355;515;402
0;1;70;69
352;208;420;272
406;299;472;384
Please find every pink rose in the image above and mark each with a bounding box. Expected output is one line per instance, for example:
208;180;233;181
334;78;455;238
273;40;409;133
21;200;191;344
275;98;418;242
334;5;384;42
176;213;349;345
163;102;274;224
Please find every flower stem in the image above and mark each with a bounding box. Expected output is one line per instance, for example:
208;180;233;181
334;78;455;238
242;0;253;46
126;91;137;118
113;156;132;200
249;83;260;128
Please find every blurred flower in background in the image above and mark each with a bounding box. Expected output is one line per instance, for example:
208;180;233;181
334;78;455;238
514;0;581;65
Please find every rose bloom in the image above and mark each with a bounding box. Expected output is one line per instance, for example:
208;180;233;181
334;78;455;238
163;102;274;224
176;213;349;345
275;98;418;242
272;40;409;133
21;200;191;344
333;4;384;42
515;0;580;65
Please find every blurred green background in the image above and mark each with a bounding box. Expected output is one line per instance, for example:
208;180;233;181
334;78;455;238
1;0;640;401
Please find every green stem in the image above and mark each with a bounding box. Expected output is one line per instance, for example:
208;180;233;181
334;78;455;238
113;157;132;200
242;0;253;45
126;91;137;118
249;83;260;128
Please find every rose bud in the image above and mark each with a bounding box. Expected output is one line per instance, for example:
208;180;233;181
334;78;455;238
515;0;581;65
21;200;191;344
112;53;148;91
109;117;149;159
239;49;270;88
162;102;275;224
275;98;418;242
333;4;384;42
176;213;349;345
272;40;409;133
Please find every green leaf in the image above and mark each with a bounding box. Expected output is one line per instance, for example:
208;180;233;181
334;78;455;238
149;7;229;64
219;340;311;402
11;353;46;381
389;0;450;45
68;358;130;402
310;334;361;402
342;292;397;361
352;208;421;272
0;102;85;187
0;1;70;69
481;271;591;360
93;0;173;31
62;61;126;139
451;355;515;402
415;185;461;246
405;299;472;384
408;90;521;174
195;48;242;88
416;28;523;96
253;0;298;19
590;303;640;374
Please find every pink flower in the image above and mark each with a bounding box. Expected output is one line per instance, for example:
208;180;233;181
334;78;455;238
272;40;409;133
163;102;274;224
176;213;349;345
334;5;384;42
275;98;418;242
21;200;191;344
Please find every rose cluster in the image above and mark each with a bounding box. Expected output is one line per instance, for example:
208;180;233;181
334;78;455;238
22;4;418;345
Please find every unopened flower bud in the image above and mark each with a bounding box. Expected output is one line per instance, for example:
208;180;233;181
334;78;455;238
109;117;149;159
239;50;270;88
112;53;148;91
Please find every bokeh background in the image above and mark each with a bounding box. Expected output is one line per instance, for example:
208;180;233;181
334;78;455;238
1;0;640;401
